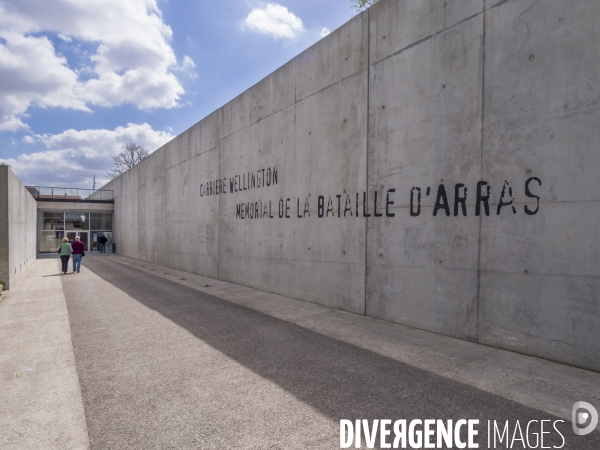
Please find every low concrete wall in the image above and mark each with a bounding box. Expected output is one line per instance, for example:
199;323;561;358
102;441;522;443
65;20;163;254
0;166;37;289
36;201;114;212
102;0;600;372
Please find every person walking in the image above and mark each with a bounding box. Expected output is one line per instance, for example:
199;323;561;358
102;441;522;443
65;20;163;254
98;234;108;253
57;237;71;274
71;235;85;273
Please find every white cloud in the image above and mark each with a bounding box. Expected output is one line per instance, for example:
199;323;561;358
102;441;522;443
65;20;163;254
181;55;196;70
1;123;174;187
0;0;186;130
245;4;304;39
0;29;87;131
320;27;331;38
175;55;197;79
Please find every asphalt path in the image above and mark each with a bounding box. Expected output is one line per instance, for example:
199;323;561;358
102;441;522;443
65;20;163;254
61;257;599;449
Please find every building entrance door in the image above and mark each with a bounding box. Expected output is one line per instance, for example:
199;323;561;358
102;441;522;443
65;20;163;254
66;231;89;252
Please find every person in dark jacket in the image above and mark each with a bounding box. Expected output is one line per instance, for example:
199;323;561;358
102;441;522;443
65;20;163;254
98;234;108;253
71;235;85;273
57;237;71;274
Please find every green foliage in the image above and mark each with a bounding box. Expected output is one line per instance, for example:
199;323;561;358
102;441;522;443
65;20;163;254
351;0;380;12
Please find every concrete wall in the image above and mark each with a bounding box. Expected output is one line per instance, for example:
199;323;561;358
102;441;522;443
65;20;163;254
0;166;37;289
36;201;114;212
102;0;600;372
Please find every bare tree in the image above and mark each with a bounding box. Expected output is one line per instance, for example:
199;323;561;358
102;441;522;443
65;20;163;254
351;0;379;12
107;143;149;179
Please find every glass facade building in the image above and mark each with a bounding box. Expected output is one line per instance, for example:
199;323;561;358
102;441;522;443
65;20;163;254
38;211;113;254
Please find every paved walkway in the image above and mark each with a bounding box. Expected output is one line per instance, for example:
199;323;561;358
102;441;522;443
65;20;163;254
1;257;599;449
0;260;89;450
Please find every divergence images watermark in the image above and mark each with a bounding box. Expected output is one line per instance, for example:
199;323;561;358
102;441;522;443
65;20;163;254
340;402;598;448
572;401;598;436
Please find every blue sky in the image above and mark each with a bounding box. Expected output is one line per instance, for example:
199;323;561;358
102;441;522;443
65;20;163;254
0;0;356;187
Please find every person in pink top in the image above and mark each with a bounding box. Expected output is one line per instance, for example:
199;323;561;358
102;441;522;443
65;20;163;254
71;235;85;273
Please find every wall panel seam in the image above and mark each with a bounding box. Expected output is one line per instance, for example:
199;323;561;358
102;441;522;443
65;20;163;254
476;0;487;343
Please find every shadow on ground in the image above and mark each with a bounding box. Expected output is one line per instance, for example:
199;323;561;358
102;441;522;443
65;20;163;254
70;257;597;449
43;273;77;277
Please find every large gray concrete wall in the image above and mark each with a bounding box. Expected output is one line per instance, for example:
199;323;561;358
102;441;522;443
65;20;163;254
0;166;37;289
102;0;600;372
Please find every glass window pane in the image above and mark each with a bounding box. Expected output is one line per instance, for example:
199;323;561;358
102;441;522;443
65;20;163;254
38;231;63;253
65;212;88;230
90;213;100;230
90;213;112;230
38;212;64;231
102;214;112;230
